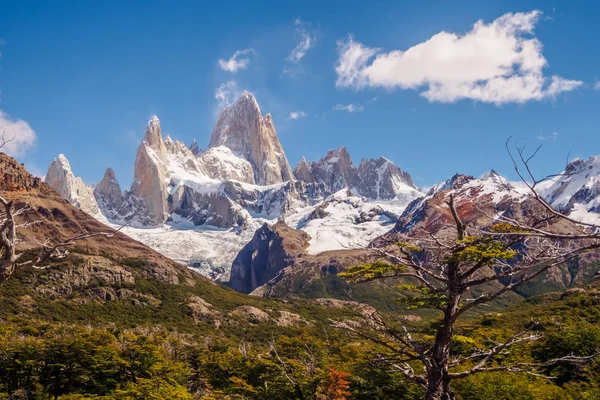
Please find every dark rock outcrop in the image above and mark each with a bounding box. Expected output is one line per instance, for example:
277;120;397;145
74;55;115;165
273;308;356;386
228;221;310;293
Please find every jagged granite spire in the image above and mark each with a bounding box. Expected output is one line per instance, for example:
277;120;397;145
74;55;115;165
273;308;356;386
310;146;358;192
94;167;125;211
45;154;101;217
209;91;293;185
293;157;317;183
189;139;201;156
130;115;170;225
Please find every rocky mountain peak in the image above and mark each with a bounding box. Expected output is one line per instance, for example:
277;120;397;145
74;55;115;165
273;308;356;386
448;174;475;190
103;167;117;181
357;156;419;199
293;157;317;183
209;91;293;185
46;154;75;187
130;116;171;226
481;169;513;191
564;156;600;175
540;156;600;216
94;167;124;212
45;154;101;217
237;90;261;112
310;146;358;192
55;154;71;169
144;115;164;150
189;139;201;156
324;146;352;164
164;136;193;157
295;147;421;200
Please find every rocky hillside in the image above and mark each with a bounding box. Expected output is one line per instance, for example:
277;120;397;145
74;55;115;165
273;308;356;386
45;154;101;218
1;152;381;336
0;153;197;304
380;171;600;293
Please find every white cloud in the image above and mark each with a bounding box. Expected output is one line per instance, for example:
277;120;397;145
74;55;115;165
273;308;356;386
218;48;255;73
287;19;315;64
594;81;600;91
214;81;241;109
289;111;307;120
0;110;37;157
537;131;559;141
333;104;364;113
335;11;582;104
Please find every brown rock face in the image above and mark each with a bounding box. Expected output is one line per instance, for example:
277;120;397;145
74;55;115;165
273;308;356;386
0;153;194;287
0;154;44;192
209;91;293;185
228;221;310;293
293;157;317;183
130;116;170;226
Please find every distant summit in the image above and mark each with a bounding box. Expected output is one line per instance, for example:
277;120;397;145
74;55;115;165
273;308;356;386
209;91;294;185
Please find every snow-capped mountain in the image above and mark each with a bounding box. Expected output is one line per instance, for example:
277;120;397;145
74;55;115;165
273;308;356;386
539;156;600;225
292;146;421;201
45;91;423;279
209;91;294;185
390;171;529;236
45;154;103;219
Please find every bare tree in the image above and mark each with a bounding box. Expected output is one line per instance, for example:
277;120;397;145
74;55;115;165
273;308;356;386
1;137;126;282
0;194;123;283
336;140;599;400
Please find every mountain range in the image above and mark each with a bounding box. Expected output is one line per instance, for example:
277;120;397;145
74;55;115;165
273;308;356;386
43;91;600;290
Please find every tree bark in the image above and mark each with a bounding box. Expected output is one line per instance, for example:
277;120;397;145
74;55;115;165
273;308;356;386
425;266;461;400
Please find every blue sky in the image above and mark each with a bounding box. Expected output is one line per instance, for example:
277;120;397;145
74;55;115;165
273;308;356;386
1;0;599;189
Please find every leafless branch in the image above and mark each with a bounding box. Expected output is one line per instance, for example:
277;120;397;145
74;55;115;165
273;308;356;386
0;129;16;150
1;194;127;283
506;137;600;231
449;354;595;379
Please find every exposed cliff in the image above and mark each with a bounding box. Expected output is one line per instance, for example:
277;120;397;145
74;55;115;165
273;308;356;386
228;221;310;293
209;91;293;185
